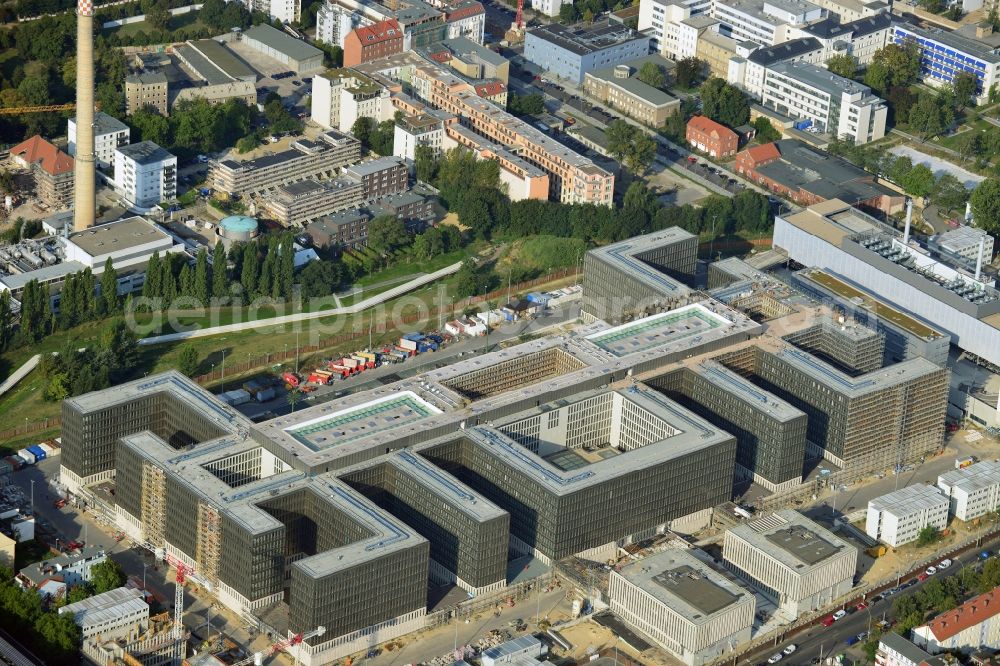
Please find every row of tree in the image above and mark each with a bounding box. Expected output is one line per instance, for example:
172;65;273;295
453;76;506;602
130;97;253;159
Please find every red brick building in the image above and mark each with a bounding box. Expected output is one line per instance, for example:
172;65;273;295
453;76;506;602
686;116;738;158
343;19;403;68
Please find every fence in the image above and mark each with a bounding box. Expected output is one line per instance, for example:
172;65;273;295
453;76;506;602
190;267;577;386
0;417;61;443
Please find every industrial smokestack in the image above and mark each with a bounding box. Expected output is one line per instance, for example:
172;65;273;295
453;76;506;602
976;235;985;282
903;199;912;244
73;0;96;232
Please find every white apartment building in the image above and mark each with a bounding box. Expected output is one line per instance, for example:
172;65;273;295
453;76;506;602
639;0;716;57
760;60;887;144
938;460;1000;522
808;0;885;22
797;14;891;65
316;0;373;47
730;37;825;98
913;586;1000;654
610;549;754;666
243;0;300;24
310;69;393;132
59;587;149;640
394;112;448;162
865;485;949;547
712;0;823;47
876;632;934;666
723;510;857;619
113;141;177;211
530;0;568;17
68;112;130;171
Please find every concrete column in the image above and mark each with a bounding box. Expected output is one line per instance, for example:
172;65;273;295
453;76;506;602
73;0;96;231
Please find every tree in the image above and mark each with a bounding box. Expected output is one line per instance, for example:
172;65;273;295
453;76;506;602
887;86;918;125
953;71;978;110
366;215;409;258
826;53;857;79
701;77;749;127
625;133;656;174
194;247;209;306
211;241;228;300
351;116;376;148
637;61;666;89
916;525;941;547
89;559;126;594
299;260;343;297
971;178;1000;235
753;116;781;143
99;257;118;316
909;94;948;140
606;119;635;163
559;2;579;22
674;57;703;90
33;612;81;662
414;145;439;183
902;164;935;198
930;173;969;212
240;242;258;296
508;93;545;116
130;107;170;144
144;0;171;31
865;42;921;93
177;345;200;376
455;259;481;298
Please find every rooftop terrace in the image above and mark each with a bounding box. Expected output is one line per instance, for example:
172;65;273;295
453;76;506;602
585;304;731;357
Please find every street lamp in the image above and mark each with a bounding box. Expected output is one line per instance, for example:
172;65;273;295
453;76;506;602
143;563;147;590
30;479;34;515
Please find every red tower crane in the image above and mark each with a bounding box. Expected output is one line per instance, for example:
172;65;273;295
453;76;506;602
515;0;524;29
231;626;327;666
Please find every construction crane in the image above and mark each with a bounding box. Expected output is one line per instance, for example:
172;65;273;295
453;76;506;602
231;626;327;666
162;552;196;641
515;0;524;30
0;103;76;116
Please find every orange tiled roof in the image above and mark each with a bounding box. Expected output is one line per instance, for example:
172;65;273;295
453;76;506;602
687;115;737;139
10;135;74;176
923;587;1000;641
742;142;781;163
475;81;506;97
445;1;485;21
352;19;402;46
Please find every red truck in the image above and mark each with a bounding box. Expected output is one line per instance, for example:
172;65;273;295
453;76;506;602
282;372;300;388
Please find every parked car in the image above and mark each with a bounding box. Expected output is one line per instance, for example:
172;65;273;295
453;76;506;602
822;615;836;627
917;572;929;582
833;610;847;621
783;645;797;655
925;566;937;576
938;559;952;569
856;602;868;611
845;636;859;647
767;654;783;664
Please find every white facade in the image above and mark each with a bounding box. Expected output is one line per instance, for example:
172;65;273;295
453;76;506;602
113;142;177;210
712;0;823;46
529;0;567;17
447;11;485;43
938;460;1000;521
760;61;887;144
393;121;445;162
609;549;754;666
68;113;130;171
244;0;300;23
865;485;949;547
722;510;856;618
63;217;175;271
875;632;933;666
59;587;149;640
639;0;714;56
316;0;372;47
311;71;393;132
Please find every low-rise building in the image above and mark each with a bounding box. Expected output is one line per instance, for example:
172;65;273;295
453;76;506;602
481;636;546;666
524;22;650;85
730;37;825;100
125;70;168;116
344;19;404;67
425;36;506;82
723;509;857;618
68;112;130;170
0;532;14;568
760;61;887;144
114;141;177;210
307;208;370;249
938;461;1000;522
866;485;949;547
609;548;754;666
876;632;935;666
16;546;108;599
58;587;149;640
582;55;680;128
932;226;994;270
9;135;74;211
913;586;1000;654
311;68;394;132
172;80;257;110
369;190;439;230
240;24;324;74
686;116;738;158
343;156;409;200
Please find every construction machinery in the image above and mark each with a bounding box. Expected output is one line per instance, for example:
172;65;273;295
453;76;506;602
231;626;327;666
162;552;192;641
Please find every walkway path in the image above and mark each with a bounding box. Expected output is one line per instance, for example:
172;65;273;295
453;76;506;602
138;262;463;346
0;354;40;400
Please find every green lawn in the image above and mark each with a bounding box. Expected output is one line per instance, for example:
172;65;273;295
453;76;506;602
354;248;469;288
103;10;206;40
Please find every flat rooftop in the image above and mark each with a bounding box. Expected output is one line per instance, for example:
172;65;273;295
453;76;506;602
585;303;730;357
728;509;852;572
869;484;947;516
117;141;174;166
692;359;803;422
282;391;442;452
765;525;841;565
586;227;696;296
768;60;874;96
190;39;256;81
939;460;1000;496
58;587;147;627
66;217;171;259
527;21;646;57
894;22;1000;64
618;548;752;622
772;346;942;397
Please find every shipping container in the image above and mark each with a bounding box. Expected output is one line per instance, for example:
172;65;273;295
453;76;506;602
401;332;424;343
398;338;418;352
16;449;35;465
255;387;277;402
956;456;976;469
221;389;252;406
26;445;46;462
329;365;351;378
38;443;57;457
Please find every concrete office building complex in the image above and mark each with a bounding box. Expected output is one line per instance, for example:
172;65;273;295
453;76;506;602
792;268;951;367
208;131;361;197
609;548;755;666
647;360;807;492
723;510;857;618
937;461;1000;522
582;55;680;128
113;141;177;210
730;37;825;100
775;199;1000;368
866;485;949;547
524;22;650;84
797;13;891;64
760;61;887;144
68;112;129;170
782;317;884;376
581;227;698;323
716;344;948;470
60;302;764;664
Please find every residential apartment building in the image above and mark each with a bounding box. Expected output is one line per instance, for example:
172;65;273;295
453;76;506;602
343;156;408;200
58;587;149;640
262;177;364;226
638;0;713;52
913;587;1000;654
891;23;1000;105
394;112;449;161
712;0;823;47
938;461;1000;522
425;36;509;83
68;112;129;170
529;0;568;17
698;31;739;78
442;123;550;201
609;548;755;666
311;68;394;132
583;55;681;127
797;13;891;64
208;131;361;197
124;70;168;116
113;141;177;210
808;0;886;22
443;0;486;43
344;19;404;67
307;209;370;249
410;61;614;205
866;485;949;547
760;61;887;144
17;547;108;598
686;116;739;157
730;37;825;99
172;80;257;111
723;510;857;618
524;22;651;84
877;632;936;666
9;135;74;211
316;0;373;47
